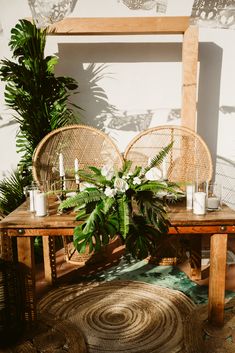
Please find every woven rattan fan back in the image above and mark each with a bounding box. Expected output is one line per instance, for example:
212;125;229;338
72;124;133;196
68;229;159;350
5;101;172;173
124;125;213;185
32;125;124;186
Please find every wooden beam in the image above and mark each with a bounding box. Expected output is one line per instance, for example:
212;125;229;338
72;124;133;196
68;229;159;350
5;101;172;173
181;25;199;131
46;17;190;35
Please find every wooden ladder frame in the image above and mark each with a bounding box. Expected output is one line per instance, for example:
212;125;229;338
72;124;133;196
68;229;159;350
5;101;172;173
47;16;198;131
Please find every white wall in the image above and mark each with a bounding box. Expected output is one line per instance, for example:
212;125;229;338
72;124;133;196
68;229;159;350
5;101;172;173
0;0;235;207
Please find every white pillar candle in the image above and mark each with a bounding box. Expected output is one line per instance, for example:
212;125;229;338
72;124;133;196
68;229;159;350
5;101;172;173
186;184;195;210
35;192;47;217
29;189;36;212
74;158;80;184
59;153;65;177
193;192;206;215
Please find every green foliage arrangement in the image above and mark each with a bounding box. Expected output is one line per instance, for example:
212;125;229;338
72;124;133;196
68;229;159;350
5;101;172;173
59;143;183;259
0;19;80;170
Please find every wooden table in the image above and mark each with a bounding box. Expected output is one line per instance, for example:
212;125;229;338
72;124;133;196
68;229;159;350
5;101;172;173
0;200;235;326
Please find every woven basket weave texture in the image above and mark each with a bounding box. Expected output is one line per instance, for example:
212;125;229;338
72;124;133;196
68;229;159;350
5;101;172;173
124;125;213;185
32;124;124;186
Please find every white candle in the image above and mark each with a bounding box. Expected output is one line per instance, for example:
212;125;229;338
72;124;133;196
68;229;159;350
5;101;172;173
29;189;36;212
186;184;195;210
162;158;167;180
59;153;65;177
35;192;47;217
193;192;206;215
207;197;220;210
74;158;80;184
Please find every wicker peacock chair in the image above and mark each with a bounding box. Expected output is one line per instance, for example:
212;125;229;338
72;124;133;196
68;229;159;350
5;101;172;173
32;124;124;264
124;125;213;185
32;124;124;187
124;125;213;265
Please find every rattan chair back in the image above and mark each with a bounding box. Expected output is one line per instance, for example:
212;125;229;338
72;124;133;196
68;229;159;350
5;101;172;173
124;125;213;185
32;125;124;187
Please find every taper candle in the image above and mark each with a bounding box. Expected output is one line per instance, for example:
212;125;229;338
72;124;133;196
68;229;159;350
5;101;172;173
74;158;79;184
59;153;65;177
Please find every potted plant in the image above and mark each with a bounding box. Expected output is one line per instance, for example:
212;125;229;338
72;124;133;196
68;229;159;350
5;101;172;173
0;19;80;260
59;142;183;259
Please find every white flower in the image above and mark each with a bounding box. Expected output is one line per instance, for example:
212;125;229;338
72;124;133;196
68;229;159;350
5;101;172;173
133;176;141;185
101;164;114;181
114;177;129;193
145;167;162;181
104;187;116;197
122;173;131;180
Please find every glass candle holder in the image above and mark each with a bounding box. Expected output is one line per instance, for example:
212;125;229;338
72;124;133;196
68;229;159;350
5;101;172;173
206;183;222;211
24;183;39;212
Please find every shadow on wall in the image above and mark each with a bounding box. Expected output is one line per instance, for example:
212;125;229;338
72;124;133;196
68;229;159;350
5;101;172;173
0;119;17;129
55;42;182;132
220;105;235;114
197;43;223;179
216;155;235;210
100;108;180;132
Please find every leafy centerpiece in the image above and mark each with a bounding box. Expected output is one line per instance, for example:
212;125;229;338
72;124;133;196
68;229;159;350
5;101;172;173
59;142;183;260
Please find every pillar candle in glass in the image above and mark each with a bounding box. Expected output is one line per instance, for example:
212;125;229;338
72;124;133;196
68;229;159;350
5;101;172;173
186;184;195;210
193;191;206;215
35;192;48;217
207;183;222;211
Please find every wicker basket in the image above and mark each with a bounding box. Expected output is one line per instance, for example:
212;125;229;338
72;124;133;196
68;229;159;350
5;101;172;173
148;236;188;266
64;237;119;265
0;259;24;347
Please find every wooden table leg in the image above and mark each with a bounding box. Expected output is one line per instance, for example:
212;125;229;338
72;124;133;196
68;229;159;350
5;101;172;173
42;236;57;285
17;237;37;321
189;236;202;280
208;233;228;326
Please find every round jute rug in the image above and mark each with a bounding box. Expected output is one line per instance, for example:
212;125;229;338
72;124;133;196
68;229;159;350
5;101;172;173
39;280;199;353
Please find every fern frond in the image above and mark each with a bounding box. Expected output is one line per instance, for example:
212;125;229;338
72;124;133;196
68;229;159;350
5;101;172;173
144;141;174;174
58;188;103;210
78;170;109;186
122;160;132;175
131;166;143;178
103;197;115;214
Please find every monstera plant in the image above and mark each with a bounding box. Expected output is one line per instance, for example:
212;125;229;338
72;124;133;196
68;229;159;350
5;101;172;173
59;143;183;260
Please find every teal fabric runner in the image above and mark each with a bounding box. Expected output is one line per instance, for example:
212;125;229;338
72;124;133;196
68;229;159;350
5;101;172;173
84;254;235;304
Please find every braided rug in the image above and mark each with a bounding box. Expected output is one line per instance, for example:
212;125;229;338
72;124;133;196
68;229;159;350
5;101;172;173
39;280;200;353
